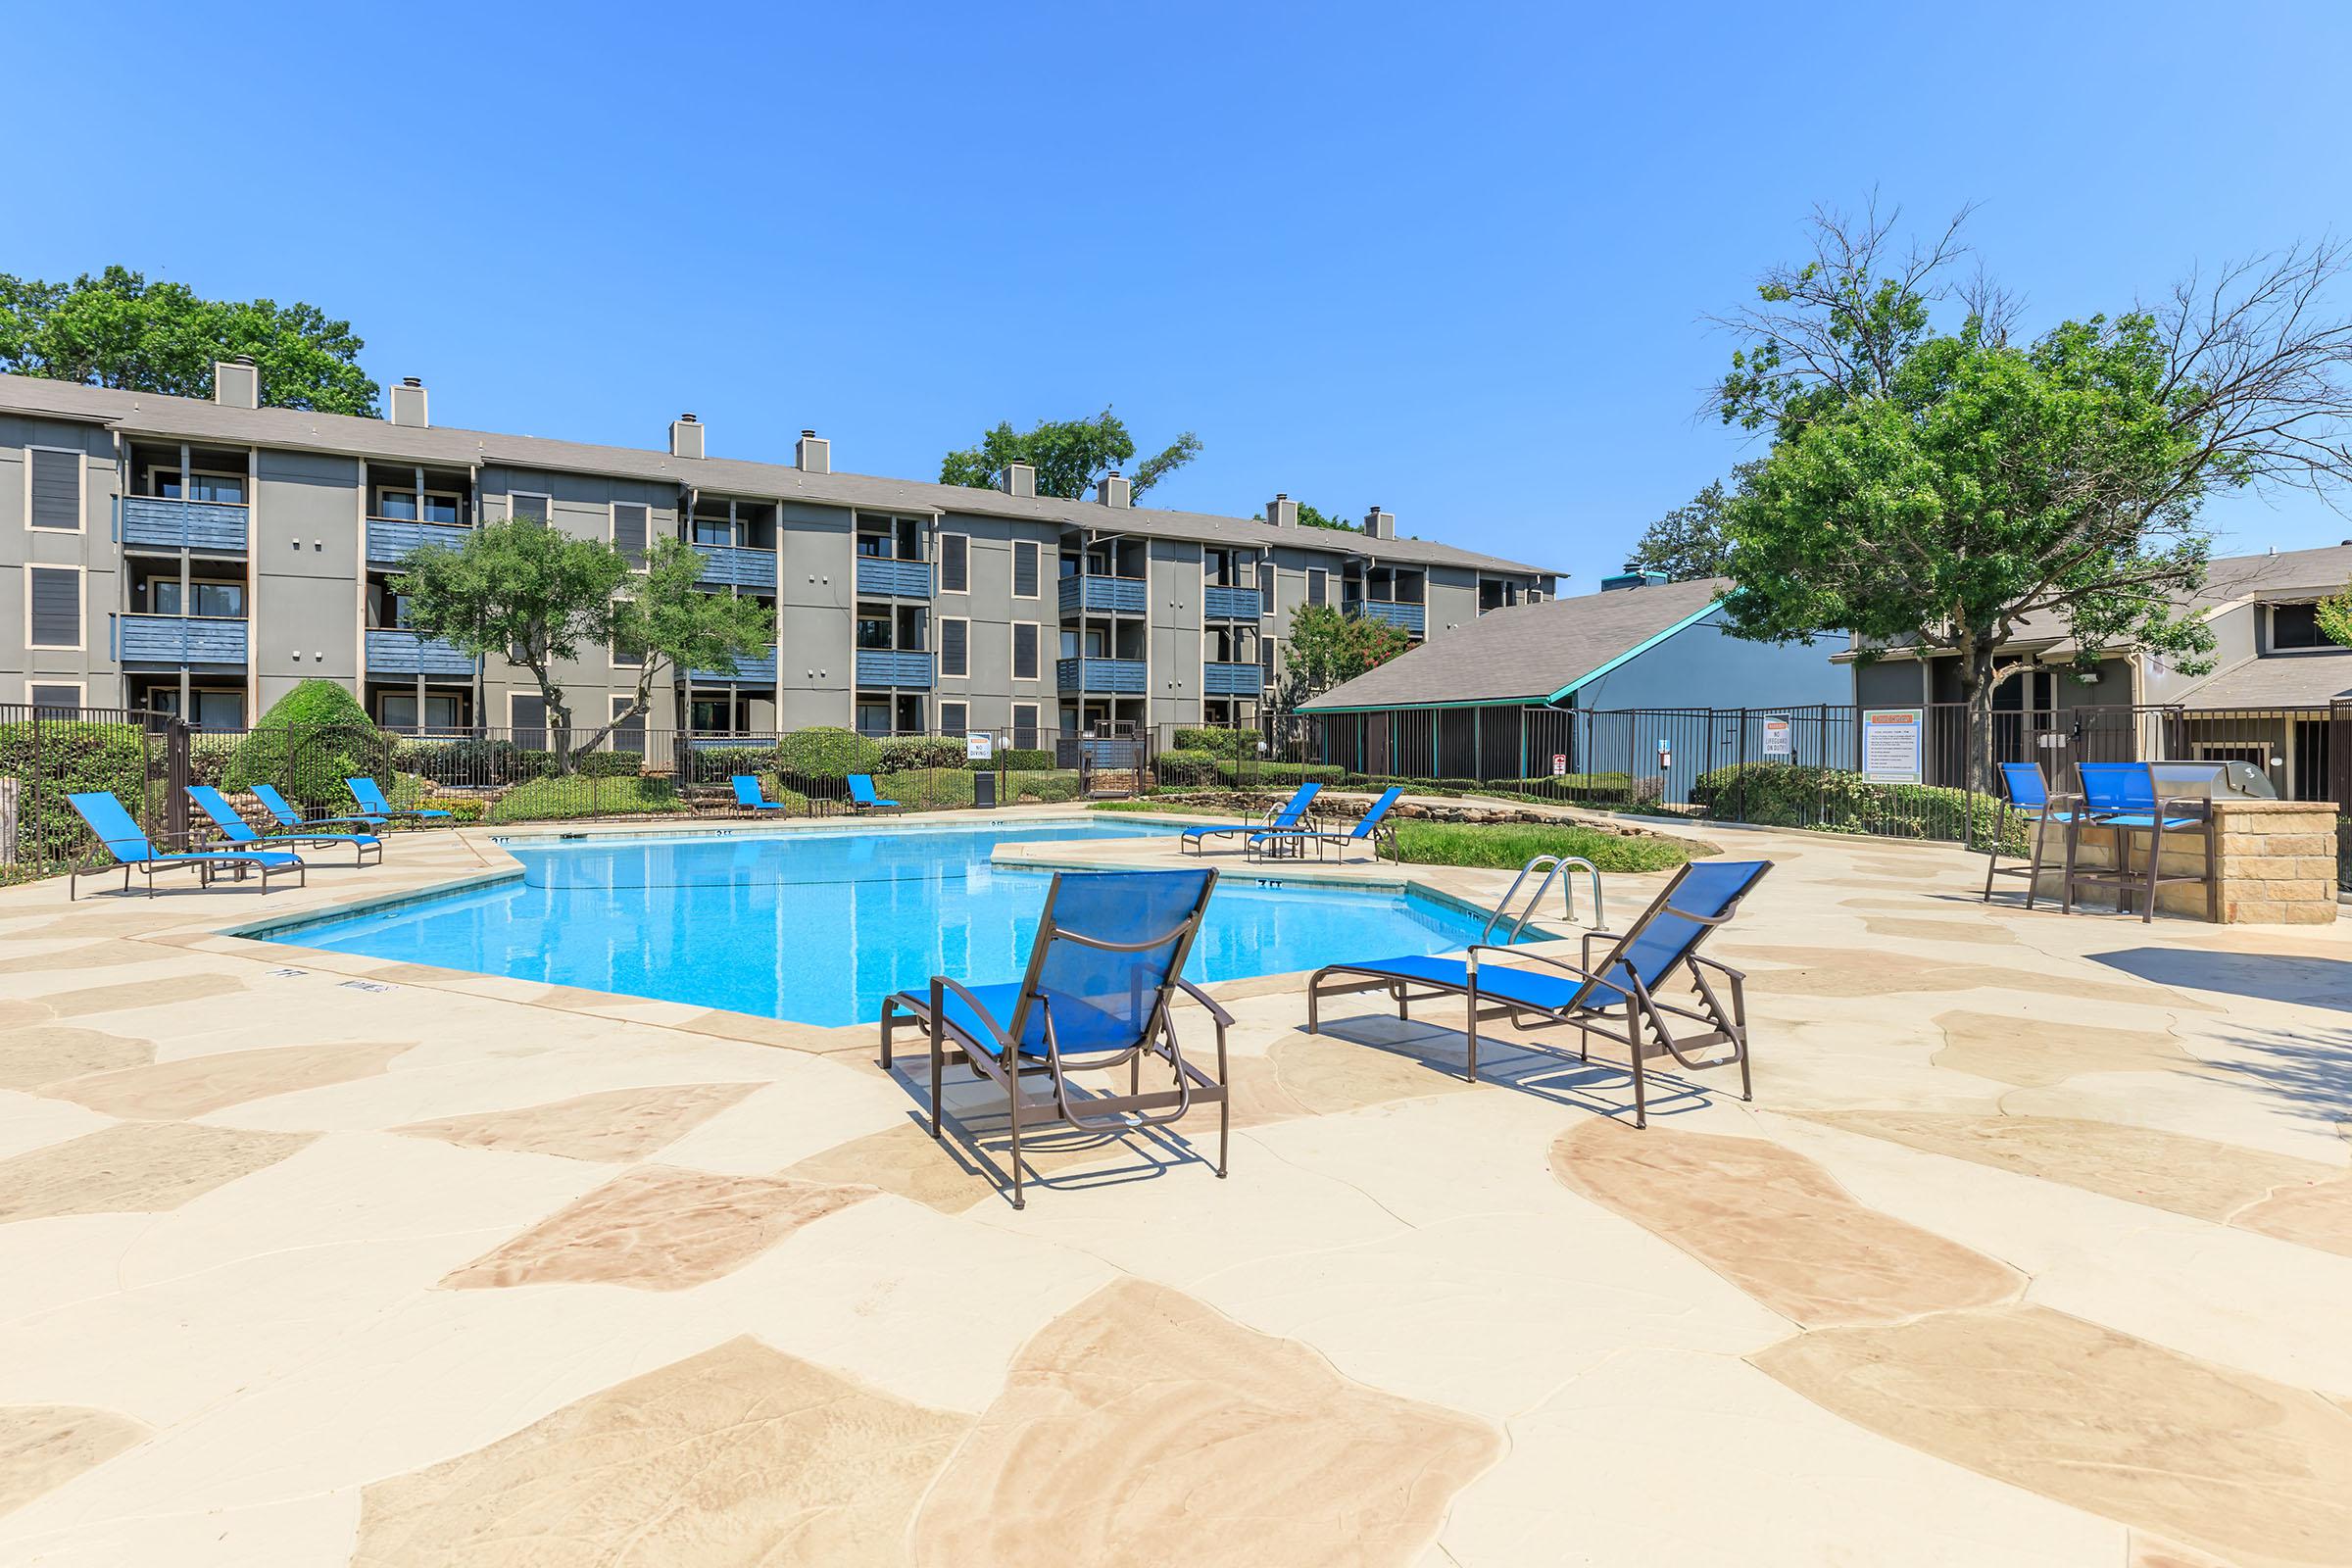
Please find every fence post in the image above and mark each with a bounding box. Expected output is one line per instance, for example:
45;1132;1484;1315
166;719;192;848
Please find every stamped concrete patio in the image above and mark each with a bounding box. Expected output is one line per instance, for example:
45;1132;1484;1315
0;806;2348;1566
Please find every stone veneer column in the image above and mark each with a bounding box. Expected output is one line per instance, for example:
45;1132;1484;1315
2210;799;2340;925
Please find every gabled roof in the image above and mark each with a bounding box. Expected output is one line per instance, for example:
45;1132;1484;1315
1298;577;1729;712
0;373;1558;577
2169;649;2352;710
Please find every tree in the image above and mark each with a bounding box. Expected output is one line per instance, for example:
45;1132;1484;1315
0;266;379;416
1295;502;1357;532
940;409;1201;500
1626;463;1758;580
394;525;772;770
1282;605;1411;700
2318;581;2352;650
1710;202;2352;787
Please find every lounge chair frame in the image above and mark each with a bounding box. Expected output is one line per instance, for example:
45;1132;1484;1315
1179;782;1322;856
68;793;306;902
1245;787;1402;864
846;774;905;814
1305;861;1766;1128
187;787;383;869
878;870;1230;1208
1980;760;2075;908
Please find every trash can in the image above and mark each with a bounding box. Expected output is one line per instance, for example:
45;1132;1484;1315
974;769;998;809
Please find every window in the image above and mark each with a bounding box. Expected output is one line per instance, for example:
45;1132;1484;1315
694;509;735;547
1011;539;1041;599
939;616;969;678
374;487;463;523
855;697;893;737
611;695;645;754
1010;702;1041;751
1011;621;1040;681
1260;638;1277;674
190;690;245;731
940;700;968;733
27;566;81;648
612;503;649;564
690;697;737;734
28;682;82;717
27;449;81;531
1258;559;1274;615
510;492;552;523
1307;567;1327;608
150;580;246;618
511;693;549;750
939;532;969;593
380;692;464;731
2273;603;2328;651
856;604;894;650
612;629;645;667
148;466;246;505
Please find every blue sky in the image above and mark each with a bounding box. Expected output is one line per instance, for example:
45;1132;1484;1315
8;1;2351;584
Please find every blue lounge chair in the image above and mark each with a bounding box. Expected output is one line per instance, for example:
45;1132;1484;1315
1247;786;1404;863
846;773;903;813
1306;858;1771;1127
249;782;386;832
1179;781;1322;856
2064;761;2216;922
65;791;305;900
347;776;453;823
731;775;792;815
187;786;382;868
1981;761;2077;908
878;867;1231;1208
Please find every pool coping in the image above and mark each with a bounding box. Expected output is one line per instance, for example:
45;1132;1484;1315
194;810;1573;1055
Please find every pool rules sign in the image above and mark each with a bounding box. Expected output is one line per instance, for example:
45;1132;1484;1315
1861;709;1925;783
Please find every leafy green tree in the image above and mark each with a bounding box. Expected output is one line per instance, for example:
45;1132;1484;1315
940;409;1201;499
395;526;771;770
1627;463;1757;580
2317;582;2352;650
0;266;379;415
223;679;387;809
1283;605;1412;699
1295;502;1356;532
1710;204;2352;786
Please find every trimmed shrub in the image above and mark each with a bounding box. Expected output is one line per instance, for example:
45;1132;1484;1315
1172;726;1257;760
681;745;774;788
775;726;883;781
876;735;966;772
997;747;1055;771
188;733;239;788
1006;770;1081;804
0;718;154;867
876;766;973;808
1492;771;1642;801
224;679;387;811
1216;760;1344;787
1691;762;2023;851
489;775;685;823
1154;749;1220;786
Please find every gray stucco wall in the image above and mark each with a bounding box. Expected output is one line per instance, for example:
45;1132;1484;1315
1570;608;1848;711
0;415;121;703
254;449;363;711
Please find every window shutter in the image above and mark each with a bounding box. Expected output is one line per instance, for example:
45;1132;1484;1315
1258;560;1275;615
28;451;80;530
1012;540;1039;598
28;568;79;647
1012;623;1039;681
1260;638;1276;673
512;694;548;749
511;493;550;522
611;698;645;752
29;683;79;714
940;701;968;733
1011;704;1039;750
940;618;969;677
940;533;968;593
612;503;648;562
1308;568;1327;608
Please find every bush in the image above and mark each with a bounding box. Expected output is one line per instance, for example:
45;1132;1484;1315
489;775;686;823
391;736;549;787
1155;749;1221;786
1172;726;1257;760
875;735;967;772
998;747;1056;770
876;766;973;808
0;718;155;867
1492;771;1642;801
1690;762;2022;851
1007;769;1081;804
188;733;239;788
1216;760;1344;787
224;679;387;811
1393;819;1701;874
776;726;883;781
680;745;773;787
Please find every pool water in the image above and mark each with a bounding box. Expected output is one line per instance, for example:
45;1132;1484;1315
263;818;1494;1027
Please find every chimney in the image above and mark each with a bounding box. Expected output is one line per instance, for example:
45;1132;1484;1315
1363;506;1396;540
668;413;705;460
213;355;259;410
389;376;429;428
1003;461;1037;499
1098;470;1132;509
1267;493;1298;528
796;429;831;474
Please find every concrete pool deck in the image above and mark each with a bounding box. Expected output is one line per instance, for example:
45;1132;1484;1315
0;807;2348;1564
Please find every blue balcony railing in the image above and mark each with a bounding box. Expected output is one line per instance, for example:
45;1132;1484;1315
1057;575;1148;616
1354;599;1427;636
695;544;778;591
1203;584;1261;620
1054;657;1148;695
1204;662;1264;697
856;649;933;688
365;628;475;677
689;647;779;684
854;557;932;597
120;497;249;553
114;613;249;664
367;517;473;567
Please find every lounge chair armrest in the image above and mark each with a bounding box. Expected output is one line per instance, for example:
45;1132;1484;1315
1581;928;1623;966
1172;976;1235;1028
1465;943;1606;986
928;975;1014;1056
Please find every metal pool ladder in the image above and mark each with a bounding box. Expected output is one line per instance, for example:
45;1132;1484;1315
1481;855;1603;944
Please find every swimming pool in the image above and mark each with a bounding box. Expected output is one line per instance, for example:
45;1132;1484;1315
260;817;1496;1027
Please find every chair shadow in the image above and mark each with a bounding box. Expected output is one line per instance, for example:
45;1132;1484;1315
2088;947;2352;1014
1308;1012;1722;1126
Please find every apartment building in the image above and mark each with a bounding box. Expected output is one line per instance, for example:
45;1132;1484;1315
0;363;1558;739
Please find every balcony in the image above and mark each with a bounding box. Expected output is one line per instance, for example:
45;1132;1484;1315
114;613;248;665
695;544;778;591
367;517;473;568
1054;657;1148;696
121;497;248;553
1203;584;1261;621
855;649;933;688
1057;575;1148;616
854;558;932;598
1353;599;1427;636
688;647;779;685
1204;662;1264;698
365;628;475;677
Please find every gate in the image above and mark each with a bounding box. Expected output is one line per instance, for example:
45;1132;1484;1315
1056;721;1147;798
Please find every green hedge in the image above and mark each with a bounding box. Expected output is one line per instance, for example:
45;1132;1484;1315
876;735;967;772
1218;761;1344;787
1172;726;1257;760
489;775;686;823
875;766;973;808
1155;749;1220;786
998;747;1056;771
1691;762;2024;851
775;726;883;780
224;679;386;810
1006;770;1081;804
1491;771;1653;803
0;719;154;868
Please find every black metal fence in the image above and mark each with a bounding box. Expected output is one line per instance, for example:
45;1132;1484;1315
0;704;185;884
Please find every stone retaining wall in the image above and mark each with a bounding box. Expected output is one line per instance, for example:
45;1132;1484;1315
2029;799;2338;924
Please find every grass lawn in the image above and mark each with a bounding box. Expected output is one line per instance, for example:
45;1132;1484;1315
490;775;686;823
1093;801;1706;872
